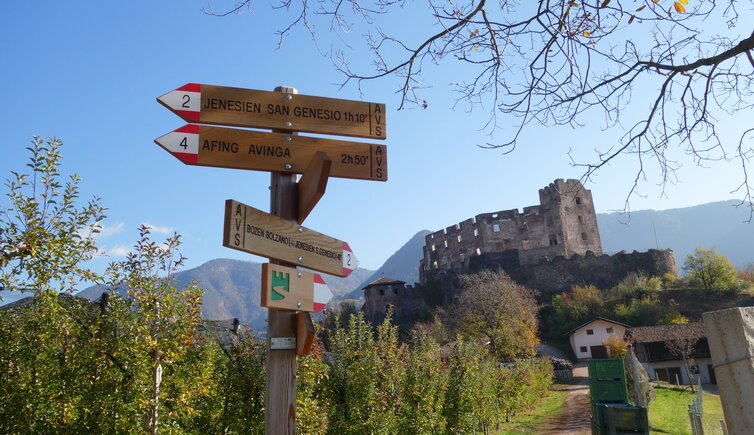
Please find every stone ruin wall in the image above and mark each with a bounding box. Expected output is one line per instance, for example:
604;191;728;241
365;249;678;325
419;179;602;285
467;248;678;295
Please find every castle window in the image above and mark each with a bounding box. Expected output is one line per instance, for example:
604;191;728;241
492;224;501;233
581;232;588;241
455;223;460;230
431;244;435;252
444;240;448;248
460;253;465;262
547;216;554;226
433;260;438;269
379;289;384;296
492;213;498;218
393;288;398;295
457;235;462;243
578;215;584;224
576;197;582;205
474;228;479;237
476;248;482;256
522;239;530;250
549;235;558;246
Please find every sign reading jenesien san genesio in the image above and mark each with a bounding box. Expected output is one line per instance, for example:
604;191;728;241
157;83;386;139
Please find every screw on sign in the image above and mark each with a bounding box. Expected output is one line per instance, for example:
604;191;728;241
157;83;387;139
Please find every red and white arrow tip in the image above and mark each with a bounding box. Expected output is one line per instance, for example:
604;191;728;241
154;124;200;164
313;274;334;313
342;242;359;277
157;83;202;122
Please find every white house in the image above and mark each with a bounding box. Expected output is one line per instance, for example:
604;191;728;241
566;317;630;360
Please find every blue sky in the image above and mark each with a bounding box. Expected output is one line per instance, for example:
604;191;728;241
1;1;750;277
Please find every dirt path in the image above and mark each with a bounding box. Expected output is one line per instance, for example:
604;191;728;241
538;363;592;435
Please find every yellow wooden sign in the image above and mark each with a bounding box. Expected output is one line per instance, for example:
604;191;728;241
155;124;387;181
223;199;358;277
157;83;386;139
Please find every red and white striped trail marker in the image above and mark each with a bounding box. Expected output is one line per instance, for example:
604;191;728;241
313;274;333;313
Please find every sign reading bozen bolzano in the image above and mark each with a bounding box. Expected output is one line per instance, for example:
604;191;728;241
157;83;386;139
155;124;387;181
223;199;358;278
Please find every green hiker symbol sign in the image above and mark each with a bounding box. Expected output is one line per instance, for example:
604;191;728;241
271;271;290;300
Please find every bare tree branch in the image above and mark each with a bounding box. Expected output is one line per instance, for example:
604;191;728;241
205;0;754;214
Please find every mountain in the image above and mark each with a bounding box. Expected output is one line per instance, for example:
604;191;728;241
78;258;373;330
597;200;754;269
342;230;431;301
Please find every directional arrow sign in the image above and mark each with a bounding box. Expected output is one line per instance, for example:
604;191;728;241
260;263;333;312
223;199;358;277
154;124;387;181
157;83;386;139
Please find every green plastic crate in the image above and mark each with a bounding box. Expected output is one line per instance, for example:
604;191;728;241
589;359;628;404
589;358;625;380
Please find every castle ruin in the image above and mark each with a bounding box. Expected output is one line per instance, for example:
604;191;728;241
363;178;677;327
420;179;602;284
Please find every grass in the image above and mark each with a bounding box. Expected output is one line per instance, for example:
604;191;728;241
494;388;568;434
649;385;725;434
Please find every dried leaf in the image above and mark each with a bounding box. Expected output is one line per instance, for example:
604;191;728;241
600;0;611;8
569;1;579;7
471;45;478;53
470;29;479;38
673;1;686;13
636;5;646;11
652;0;659;3
583;30;591;37
679;0;688;4
629;14;636;24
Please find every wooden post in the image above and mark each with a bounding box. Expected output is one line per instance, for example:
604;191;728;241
265;85;298;435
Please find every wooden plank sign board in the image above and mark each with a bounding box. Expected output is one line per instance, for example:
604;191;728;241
155;124;387;181
157;83;386;139
223;199;358;277
260;263;333;312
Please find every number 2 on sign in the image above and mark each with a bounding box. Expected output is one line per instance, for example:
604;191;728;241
181;94;190;108
346;253;351;266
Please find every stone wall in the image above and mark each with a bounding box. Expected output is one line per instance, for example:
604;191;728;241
466;248;677;295
365;249;677;326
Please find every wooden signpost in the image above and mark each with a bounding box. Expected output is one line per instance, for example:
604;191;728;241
157;83;385;435
222;199;359;278
260;263;333;313
157;83;386;139
155;124;387;181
